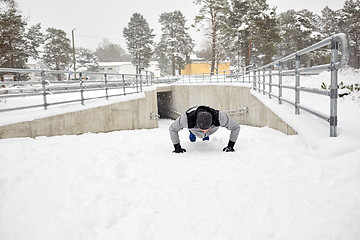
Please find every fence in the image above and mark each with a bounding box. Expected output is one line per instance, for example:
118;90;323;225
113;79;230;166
247;33;349;137
162;33;349;137
0;69;154;113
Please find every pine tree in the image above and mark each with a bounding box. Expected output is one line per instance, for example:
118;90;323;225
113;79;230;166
224;0;280;67
0;0;16;8
156;11;194;76
75;47;99;72
277;9;321;68
194;0;230;74
224;0;249;69
0;7;43;81
43;28;72;80
340;0;360;68
25;23;44;60
321;6;340;36
0;8;27;70
123;13;155;74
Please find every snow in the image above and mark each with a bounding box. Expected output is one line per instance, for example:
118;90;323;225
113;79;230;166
0;69;360;240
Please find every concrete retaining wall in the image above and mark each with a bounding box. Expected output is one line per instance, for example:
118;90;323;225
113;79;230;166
0;89;158;139
0;84;295;139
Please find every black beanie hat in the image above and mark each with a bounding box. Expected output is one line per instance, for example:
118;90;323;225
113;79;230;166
196;111;212;130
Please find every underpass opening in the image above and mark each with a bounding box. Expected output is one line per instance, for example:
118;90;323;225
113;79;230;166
157;91;177;119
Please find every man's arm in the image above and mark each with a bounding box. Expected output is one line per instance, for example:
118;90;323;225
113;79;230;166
169;114;189;153
219;111;240;151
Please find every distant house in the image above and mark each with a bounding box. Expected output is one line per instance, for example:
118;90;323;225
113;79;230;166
181;55;231;75
98;61;161;77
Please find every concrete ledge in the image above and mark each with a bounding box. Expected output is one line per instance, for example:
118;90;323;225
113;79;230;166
0;89;158;139
0;84;295;139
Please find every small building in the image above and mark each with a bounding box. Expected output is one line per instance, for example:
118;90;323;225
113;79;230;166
181;61;230;75
98;61;161;77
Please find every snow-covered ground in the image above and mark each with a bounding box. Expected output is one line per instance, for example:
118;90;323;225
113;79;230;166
0;69;360;240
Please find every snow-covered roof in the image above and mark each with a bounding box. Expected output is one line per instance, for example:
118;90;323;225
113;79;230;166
98;62;132;67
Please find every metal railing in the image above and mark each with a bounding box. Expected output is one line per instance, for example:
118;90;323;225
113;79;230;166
160;33;349;137
0;68;155;113
248;33;349;137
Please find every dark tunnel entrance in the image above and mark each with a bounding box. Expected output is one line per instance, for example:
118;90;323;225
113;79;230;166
157;91;176;119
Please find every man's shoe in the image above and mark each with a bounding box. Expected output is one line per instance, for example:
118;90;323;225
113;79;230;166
189;132;196;142
202;136;209;141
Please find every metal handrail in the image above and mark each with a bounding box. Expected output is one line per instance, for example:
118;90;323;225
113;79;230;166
155;33;349;137
248;33;349;137
0;68;155;113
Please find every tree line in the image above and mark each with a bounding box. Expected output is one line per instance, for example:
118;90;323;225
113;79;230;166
1;0;360;81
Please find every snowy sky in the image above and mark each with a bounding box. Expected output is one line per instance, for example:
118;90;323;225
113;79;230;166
15;0;346;51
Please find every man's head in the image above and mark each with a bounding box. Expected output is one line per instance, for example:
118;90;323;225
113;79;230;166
196;111;212;131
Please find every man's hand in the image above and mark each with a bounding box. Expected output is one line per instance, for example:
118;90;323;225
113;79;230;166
223;140;235;152
173;143;186;153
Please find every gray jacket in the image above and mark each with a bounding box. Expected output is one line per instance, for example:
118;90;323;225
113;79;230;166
169;108;240;145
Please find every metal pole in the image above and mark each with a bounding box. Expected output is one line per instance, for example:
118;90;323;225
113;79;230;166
41;71;48;110
278;62;282;104
243;67;245;83
295;55;300;114
104;73;108;100
258;69;261;93
136;74;139;92
253;69;256;90
330;39;339;137
262;68;265;95
122;74;126;95
249;66;251;83
79;72;84;105
139;71;142;92
72;29;77;80
269;69;272;99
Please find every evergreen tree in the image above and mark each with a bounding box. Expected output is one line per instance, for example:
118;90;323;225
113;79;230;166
0;7;43;81
75;47;99;72
0;0;16;8
321;6;340;36
123;13;155;74
95;39;131;62
194;0;230;74
0;8;27;70
25;23;44;60
340;0;360;68
224;0;280;67
43;28;72;80
156;11;194;76
225;0;249;69
277;9;321;68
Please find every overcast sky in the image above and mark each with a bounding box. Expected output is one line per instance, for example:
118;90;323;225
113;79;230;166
15;0;346;51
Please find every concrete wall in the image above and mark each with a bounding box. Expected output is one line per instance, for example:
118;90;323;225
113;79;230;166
169;85;296;135
0;89;158;139
0;84;295;139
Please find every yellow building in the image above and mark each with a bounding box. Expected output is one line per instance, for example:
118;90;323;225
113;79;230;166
181;62;230;75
